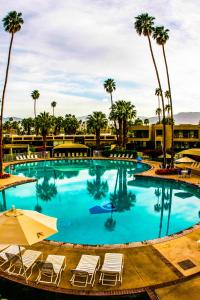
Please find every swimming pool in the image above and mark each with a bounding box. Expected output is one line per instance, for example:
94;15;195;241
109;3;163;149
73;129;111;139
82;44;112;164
1;159;200;245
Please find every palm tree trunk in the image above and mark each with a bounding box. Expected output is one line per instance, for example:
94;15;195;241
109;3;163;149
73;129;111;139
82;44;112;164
34;100;36;118
96;128;100;149
111;93;119;145
162;45;174;168
118;119;123;147
43;135;47;151
147;34;166;167
0;33;14;174
122;119;127;147
53;107;54;117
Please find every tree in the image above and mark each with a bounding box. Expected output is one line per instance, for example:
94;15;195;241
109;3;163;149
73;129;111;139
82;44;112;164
53;116;63;135
153;26;174;167
134;118;143;125
21;117;34;135
0;11;24;175
51;101;57;116
165;104;171;119
156;108;162;124
63;114;79;135
104;78;116;107
155;88;162;112
104;78;118;142
110;100;136;147
31;90;40;118
35;112;52;150
87;112;108;149
144;118;150;125
134;13;167;167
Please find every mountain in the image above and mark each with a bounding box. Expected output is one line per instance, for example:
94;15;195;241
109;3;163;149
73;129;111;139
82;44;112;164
140;112;200;125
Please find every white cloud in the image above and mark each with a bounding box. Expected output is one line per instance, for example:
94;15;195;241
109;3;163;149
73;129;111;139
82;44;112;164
0;0;199;118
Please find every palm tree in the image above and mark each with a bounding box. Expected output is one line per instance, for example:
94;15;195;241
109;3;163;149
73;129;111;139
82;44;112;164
0;11;24;175
53;116;63;135
153;26;174;167
35;112;52;150
110;100;136;147
144;118;149;125
156;108;162;124
165;104;171;119
104;78;116;107
21;117;34;135
104;78;118;142
51;101;57;116
63;114;79;135
134;118;143;125
134;13;167;167
31;90;40;118
87;112;108;149
155;88;162;112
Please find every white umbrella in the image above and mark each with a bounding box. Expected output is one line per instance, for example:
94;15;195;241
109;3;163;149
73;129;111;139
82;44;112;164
0;206;57;280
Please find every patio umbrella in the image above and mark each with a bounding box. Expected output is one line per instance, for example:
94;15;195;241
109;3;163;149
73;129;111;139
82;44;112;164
175;156;196;163
0;206;57;279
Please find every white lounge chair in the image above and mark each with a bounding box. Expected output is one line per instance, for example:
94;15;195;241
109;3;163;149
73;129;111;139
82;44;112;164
7;249;42;279
70;254;100;287
129;154;133;159
0;244;9;252
110;154;113;158
36;254;66;286
99;253;124;286
0;245;25;269
121;154;125;158
125;154;129;158
27;155;31;159
34;154;38;159
30;154;34;159
16;156;20;161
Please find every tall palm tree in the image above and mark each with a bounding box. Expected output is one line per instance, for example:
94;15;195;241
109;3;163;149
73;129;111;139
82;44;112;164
0;11;24;175
153;26;174;167
35;112;52;150
104;78;118;142
87;112;108;149
51;101;57;116
31;90;40;118
104;78;116;107
134;13;167;167
156;108;162;124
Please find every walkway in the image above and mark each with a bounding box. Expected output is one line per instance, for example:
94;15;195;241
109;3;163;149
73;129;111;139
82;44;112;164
0;158;200;298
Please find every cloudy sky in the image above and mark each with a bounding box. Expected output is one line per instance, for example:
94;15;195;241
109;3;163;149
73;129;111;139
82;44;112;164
0;0;199;118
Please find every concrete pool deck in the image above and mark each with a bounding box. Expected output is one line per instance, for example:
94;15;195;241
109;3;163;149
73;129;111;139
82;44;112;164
0;158;200;299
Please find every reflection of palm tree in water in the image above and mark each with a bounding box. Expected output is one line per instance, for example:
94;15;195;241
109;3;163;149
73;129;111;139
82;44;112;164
36;169;57;202
87;165;108;200
110;167;136;212
154;186;173;238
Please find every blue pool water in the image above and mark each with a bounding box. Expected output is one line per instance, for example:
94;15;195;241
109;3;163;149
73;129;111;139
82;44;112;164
1;159;200;245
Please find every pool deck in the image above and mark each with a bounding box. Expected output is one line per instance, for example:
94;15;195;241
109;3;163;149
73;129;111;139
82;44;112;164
1;158;200;299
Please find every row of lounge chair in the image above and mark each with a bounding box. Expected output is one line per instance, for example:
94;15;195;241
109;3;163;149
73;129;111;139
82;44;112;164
16;154;38;161
110;153;134;159
0;244;124;287
54;153;87;158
